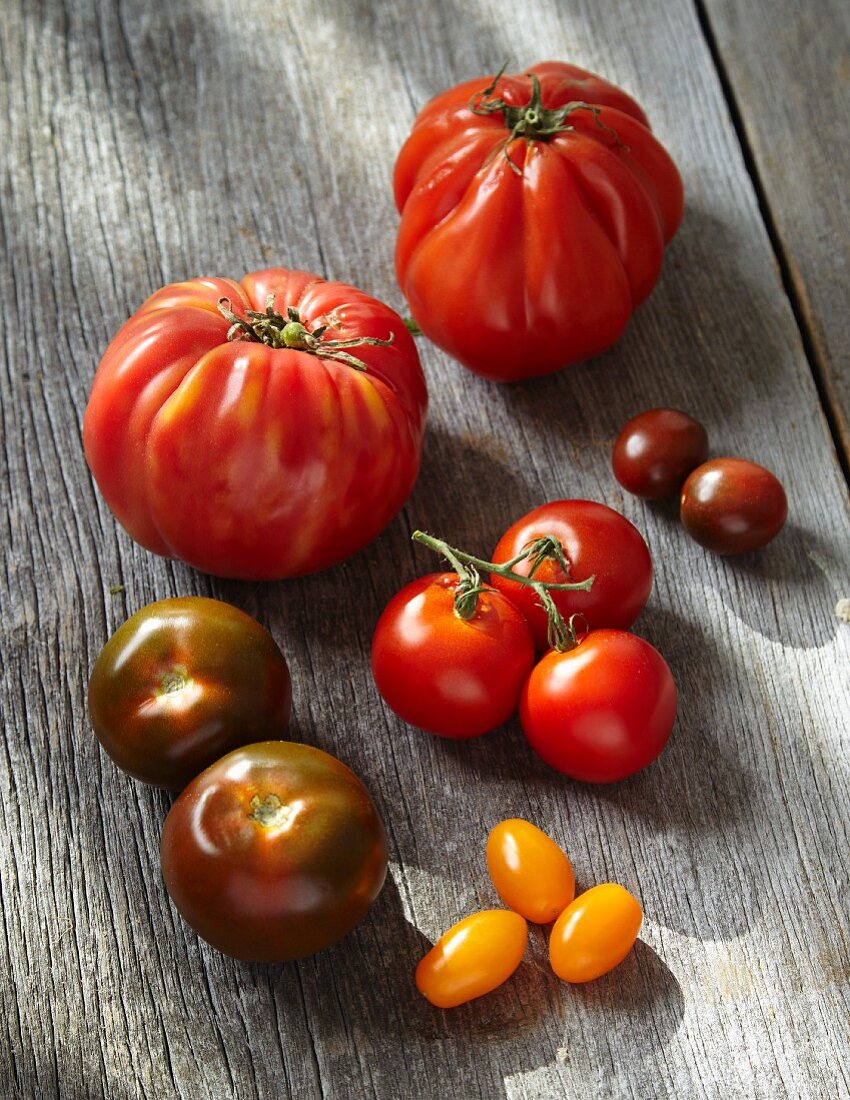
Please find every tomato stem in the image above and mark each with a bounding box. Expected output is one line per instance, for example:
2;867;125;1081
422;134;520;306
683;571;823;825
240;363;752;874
412;530;594;648
217;295;395;371
468;66;624;176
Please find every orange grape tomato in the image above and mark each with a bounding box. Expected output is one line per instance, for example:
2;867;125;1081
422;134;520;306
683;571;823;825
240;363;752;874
486;819;575;923
415;910;528;1008
549;883;643;983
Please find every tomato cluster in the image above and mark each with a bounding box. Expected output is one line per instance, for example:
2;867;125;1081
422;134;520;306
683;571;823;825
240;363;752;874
372;499;676;784
417;819;642;1008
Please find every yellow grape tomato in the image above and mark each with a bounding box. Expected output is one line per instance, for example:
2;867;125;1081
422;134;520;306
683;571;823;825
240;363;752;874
415;909;528;1008
549;883;642;983
486;818;575;923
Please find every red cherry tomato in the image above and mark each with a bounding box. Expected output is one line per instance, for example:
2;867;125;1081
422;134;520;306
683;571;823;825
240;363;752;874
612;408;708;499
490;501;652;650
486;819;575;923
394;63;683;381
416;910;528;1007
549;884;642;982
680;457;787;554
520;629;676;782
371;573;535;738
88;597;291;788
83;268;427;578
160;741;388;962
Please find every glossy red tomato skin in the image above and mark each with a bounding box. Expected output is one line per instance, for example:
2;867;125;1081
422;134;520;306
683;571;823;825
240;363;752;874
680;458;788;554
489;501;652;650
83;268;428;579
88;597;291;789
371;573;536;739
394;62;683;381
160;741;388;962
613;408;709;499
520;630;677;782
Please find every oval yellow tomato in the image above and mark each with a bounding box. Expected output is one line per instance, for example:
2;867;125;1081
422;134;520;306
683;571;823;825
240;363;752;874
416;910;527;1008
549;883;642;982
486;819;575;923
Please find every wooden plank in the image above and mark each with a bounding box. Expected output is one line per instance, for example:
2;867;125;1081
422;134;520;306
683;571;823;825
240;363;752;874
700;0;850;470
1;0;848;1097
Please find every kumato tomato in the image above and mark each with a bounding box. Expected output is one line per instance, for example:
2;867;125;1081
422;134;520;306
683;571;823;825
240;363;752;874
371;572;535;738
520;629;676;782
394;62;683;381
486;819;575;923
160;742;388;962
88;597;291;788
613;408;708;499
680;457;787;554
416;910;528;1008
490;501;652;650
549;884;642;982
83;268;427;578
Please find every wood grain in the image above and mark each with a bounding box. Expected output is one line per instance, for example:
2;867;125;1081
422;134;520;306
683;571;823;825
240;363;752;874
2;0;849;1097
701;0;850;470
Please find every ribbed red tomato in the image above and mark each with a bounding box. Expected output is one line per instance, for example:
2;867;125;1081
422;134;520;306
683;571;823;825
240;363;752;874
84;268;427;578
394;61;683;380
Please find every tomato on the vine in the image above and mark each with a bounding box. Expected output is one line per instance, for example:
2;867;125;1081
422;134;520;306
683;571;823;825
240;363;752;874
394;62;683;380
160;741;388;962
490;500;652;650
84;268;427;579
88;597;291;788
371;572;535;739
520;629;676;782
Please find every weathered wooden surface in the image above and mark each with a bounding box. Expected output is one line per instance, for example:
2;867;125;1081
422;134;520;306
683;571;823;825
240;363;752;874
2;1;849;1098
703;0;850;468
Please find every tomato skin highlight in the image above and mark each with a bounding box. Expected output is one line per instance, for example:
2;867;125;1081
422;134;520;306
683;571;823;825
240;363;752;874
87;597;291;788
549;884;642;982
613;408;709;499
83;268;427;579
490;500;652;650
680;457;787;555
416;910;528;1008
371;573;535;738
160;741;388;962
394;62;683;381
520;629;676;782
486;819;575;923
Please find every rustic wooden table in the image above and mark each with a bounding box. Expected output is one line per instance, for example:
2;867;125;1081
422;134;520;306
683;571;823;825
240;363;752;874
3;1;849;1097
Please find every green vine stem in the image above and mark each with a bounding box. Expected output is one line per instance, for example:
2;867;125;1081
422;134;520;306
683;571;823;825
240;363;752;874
217;295;395;371
468;65;624;175
412;530;595;651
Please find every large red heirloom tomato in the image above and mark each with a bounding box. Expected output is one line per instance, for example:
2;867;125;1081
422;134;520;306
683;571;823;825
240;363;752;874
394;62;683;381
84;268;428;578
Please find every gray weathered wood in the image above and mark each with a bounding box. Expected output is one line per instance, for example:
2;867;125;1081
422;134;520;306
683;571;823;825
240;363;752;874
2;0;849;1097
702;0;850;466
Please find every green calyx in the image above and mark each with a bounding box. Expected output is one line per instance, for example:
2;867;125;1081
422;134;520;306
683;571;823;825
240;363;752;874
412;530;595;652
469;65;623;175
217;295;395;372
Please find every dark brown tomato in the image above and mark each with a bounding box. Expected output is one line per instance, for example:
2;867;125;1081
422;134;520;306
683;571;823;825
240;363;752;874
680;458;787;554
612;408;709;499
160;741;388;962
88;597;291;788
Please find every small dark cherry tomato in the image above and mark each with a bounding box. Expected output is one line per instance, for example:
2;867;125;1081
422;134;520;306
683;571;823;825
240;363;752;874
371;573;535;738
680;457;787;554
160;741;388;962
88;597;291;788
549;884;642;982
416;910;528;1008
486;819;575;923
490;501;652;651
612;407;709;499
520;629;676;782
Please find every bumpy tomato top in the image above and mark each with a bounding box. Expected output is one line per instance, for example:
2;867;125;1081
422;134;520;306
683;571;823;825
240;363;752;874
84;269;428;578
394;62;684;381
